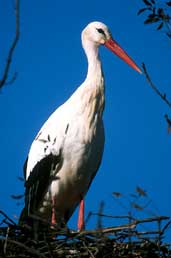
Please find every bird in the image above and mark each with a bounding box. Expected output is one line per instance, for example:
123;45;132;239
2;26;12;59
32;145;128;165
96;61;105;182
19;21;141;231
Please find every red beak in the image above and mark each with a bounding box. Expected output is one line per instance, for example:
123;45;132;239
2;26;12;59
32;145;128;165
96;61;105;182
104;38;142;74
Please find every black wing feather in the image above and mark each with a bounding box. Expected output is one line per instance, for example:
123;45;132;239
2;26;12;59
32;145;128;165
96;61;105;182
23;156;28;180
19;151;62;224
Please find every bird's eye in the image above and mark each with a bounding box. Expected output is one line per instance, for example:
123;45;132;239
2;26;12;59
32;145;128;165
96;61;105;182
96;28;105;36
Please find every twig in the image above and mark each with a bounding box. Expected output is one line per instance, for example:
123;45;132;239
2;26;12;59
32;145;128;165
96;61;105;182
133;216;170;225
0;0;20;89
142;63;171;108
0;213;170;257
0;210;16;226
96;201;104;229
91;212;131;220
82;241;95;258
70;216;170;238
71;223;136;237
160;220;171;235
5;72;18;85
3;226;10;254
1;237;47;258
131;230;162;236
164;114;171;133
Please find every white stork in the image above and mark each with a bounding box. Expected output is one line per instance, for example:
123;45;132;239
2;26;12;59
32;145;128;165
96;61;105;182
20;21;141;231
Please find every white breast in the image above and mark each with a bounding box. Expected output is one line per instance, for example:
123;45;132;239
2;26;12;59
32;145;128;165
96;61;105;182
25;82;105;222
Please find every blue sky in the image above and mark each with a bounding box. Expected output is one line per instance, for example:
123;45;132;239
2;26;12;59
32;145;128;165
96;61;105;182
0;1;171;236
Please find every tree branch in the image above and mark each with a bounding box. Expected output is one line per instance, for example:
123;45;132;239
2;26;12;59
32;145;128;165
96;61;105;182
142;63;171;108
0;0;20;89
0;210;16;226
69;216;170;237
1;237;47;258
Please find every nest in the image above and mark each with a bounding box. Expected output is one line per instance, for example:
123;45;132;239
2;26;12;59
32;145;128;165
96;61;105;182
0;210;171;258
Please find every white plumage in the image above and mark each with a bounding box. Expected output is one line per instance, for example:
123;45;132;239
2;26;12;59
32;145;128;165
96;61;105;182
20;21;141;230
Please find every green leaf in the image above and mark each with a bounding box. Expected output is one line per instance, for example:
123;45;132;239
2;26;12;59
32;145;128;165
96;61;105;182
157;8;164;16
137;8;150;15
131;202;144;211
166;32;171;38
166;1;171;6
143;0;152;6
144;17;160;24
148;13;156;18
136;186;147;197
112;192;122;198
157;22;164;30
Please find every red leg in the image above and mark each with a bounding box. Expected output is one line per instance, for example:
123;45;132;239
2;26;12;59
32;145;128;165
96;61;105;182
51;196;56;225
77;198;85;230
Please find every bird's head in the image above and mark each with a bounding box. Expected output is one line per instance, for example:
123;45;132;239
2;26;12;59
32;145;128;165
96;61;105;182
82;21;111;45
82;21;142;73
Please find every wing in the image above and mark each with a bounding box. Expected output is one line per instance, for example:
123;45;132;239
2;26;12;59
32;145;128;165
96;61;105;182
19;151;62;224
19;108;70;224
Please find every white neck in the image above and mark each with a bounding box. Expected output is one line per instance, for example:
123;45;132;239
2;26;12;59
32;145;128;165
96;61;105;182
82;39;103;84
68;38;105;123
77;38;105;124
